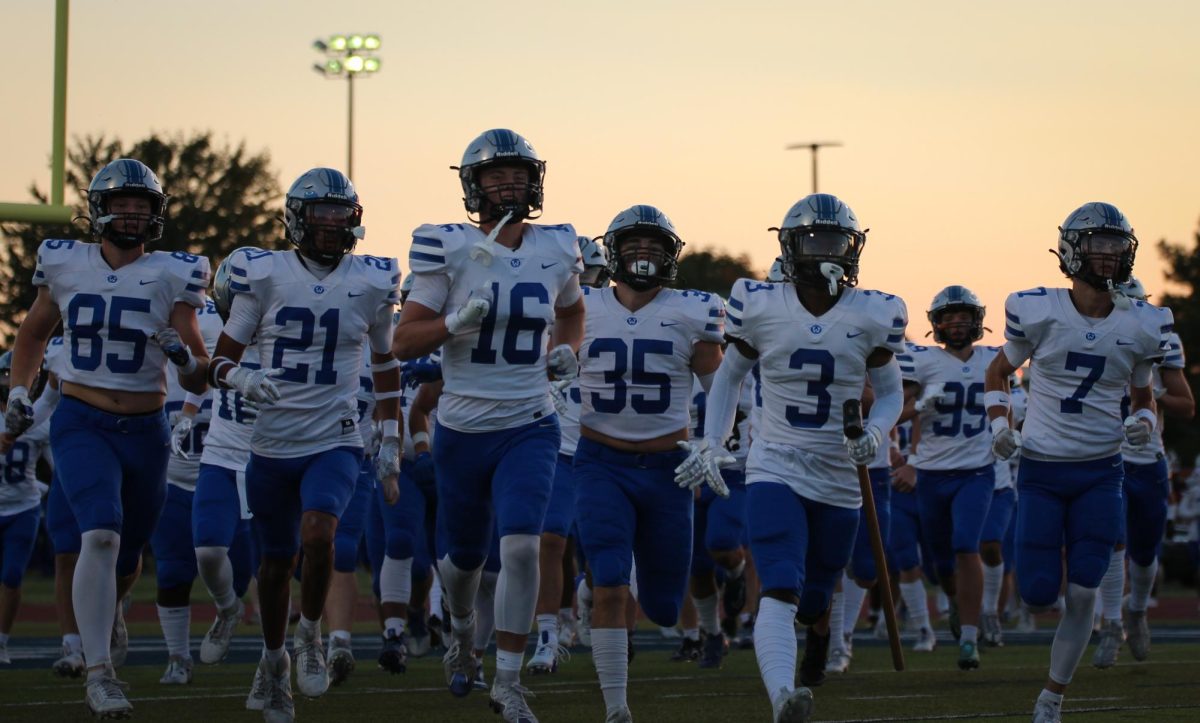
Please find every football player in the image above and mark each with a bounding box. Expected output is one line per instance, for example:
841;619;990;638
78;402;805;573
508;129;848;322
984;202;1173;723
898;286;999;670
209;168;401;721
572;205;724;722
393;129;584;721
1091;276;1193;667
5;158;211;717
682;193;907;723
885;418;938;651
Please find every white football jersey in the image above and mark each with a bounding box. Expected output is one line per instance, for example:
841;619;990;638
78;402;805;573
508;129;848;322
1122;332;1185;465
0;417;49;516
165;301;223;491
407;222;583;432
693;381;756;470
226;250;399;457
200;343;261;473
895;419;914;459
897;343;999;471
44;336;68;378
33;239;210;393
556;378;583;456
1004;287;1172;461
356;346;377;449
726;280;908;508
579;287;725;442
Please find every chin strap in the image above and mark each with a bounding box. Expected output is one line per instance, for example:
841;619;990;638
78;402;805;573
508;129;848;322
819;262;844;296
1108;279;1132;310
469;209;515;267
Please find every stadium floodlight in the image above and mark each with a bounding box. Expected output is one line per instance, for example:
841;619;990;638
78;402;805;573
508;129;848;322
312;34;382;180
785;140;843;194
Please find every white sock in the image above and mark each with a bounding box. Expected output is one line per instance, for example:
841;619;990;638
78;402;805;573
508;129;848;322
1098;549;1125;622
826;589;845;650
754;597;798;700
900;580;931;630
1049;583;1096;685
298;615;321;643
960;624;979;644
473;571;497;651
982;563;1004;615
683;627;700;642
439;556;483;621
593;628;628;713
1128;561;1158;613
842;580;868;638
384;616;406;637
495;535;540;635
380;556;414;606
195;546;237;612
331;629;351;645
157;605;191;659
558;607;574;626
430;567;445;617
536;613;559;646
936;589;950;614
694;594;720;635
725;559;747;580
495;647;523;684
74;530;120;668
1038;689;1064;709
63;633;82;654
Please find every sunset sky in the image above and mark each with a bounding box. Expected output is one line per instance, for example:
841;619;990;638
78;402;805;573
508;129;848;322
4;0;1199;344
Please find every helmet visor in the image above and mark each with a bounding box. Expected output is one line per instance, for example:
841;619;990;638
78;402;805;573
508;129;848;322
789;229;857;257
1081;232;1132;256
305;202;361;226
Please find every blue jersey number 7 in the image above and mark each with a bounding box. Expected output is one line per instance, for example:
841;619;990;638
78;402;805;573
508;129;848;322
1060;351;1106;414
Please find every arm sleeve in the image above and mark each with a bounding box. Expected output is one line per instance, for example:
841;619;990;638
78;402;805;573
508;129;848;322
368;302;395;355
222;292;261;346
406;273;450;314
174;257;212;308
555;274;582;308
701;345;757;450
1131;359;1155;387
865;358;904;435
29;383;61;429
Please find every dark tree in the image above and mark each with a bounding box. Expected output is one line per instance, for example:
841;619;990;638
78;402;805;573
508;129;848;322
0;132;283;344
1156;223;1200;465
675;247;760;296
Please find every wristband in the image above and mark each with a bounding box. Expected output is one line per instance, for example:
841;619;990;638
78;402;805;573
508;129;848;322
381;419;400;439
9;385;29;400
179;355;198;374
411;431;430;447
371;358;401;372
374;390;403;400
1131;407;1157;431
990;416;1010;435
184;391;208;409
983;390;1010;411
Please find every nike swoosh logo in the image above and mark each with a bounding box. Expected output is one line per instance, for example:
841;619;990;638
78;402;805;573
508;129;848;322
541;263;557;269
139;280;157;285
661;321;680;327
348;292;364;297
846;331;864;338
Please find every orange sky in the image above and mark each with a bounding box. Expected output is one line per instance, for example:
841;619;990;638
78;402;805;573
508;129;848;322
4;0;1198;345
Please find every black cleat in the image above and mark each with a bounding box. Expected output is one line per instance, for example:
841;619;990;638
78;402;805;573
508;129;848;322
798;626;830;688
670;635;703;662
377;631;408;674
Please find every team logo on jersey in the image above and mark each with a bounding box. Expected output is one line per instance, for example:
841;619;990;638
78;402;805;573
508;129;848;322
1085;331;1096;341
314;285;326;295
810;324;823;334
107;274;118;283
510;258;522;269
962;365;971;373
627;316;638;326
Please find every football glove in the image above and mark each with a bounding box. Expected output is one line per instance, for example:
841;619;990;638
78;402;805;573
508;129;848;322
550;378;573;417
169;414;194;458
674;440;732;498
445;285;493;335
913;382;946;414
547;344;579;381
1123;415;1153;447
401;357;443;388
225;367;283;405
3;386;35;437
844;424;884;466
990;417;1022;460
153;328;196;372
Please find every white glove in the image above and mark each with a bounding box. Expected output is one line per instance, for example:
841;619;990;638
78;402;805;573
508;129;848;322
1123;415;1153;447
674;440;732;498
169;415;194;458
445;285;493;335
363;420;383;457
550;378;573;417
547;344;578;381
844;424;883;466
376;436;402;481
225;366;283;405
4;386;35;437
991;418;1022;460
153;328;196;372
913;382;946;414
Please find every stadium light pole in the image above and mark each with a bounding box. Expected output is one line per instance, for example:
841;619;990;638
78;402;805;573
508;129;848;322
786;141;842;194
312;34;381;181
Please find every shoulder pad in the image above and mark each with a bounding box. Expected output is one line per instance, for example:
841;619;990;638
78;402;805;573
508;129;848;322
354;255;402;303
676;289;726;344
157;249;211;288
409;223;470;275
1162;331;1185;369
1004;288;1052;344
532;223;583;272
228;248;276;295
33;238;86;285
726;277;775;338
1132;301;1174;358
857;289;908;354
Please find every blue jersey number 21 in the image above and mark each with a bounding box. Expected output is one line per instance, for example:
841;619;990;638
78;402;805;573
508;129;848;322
272;307;340;385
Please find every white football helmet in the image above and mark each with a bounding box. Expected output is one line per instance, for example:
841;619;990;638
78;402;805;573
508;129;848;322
927;285;986;349
284;168;364;265
1056;202;1137;290
455;129;545;223
87;158;168;248
603;205;684;291
212;247;264;322
772;193;866;295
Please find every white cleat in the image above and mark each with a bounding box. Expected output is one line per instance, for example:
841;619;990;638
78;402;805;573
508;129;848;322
327;637;356;686
246;659;268;711
1127;609;1151;661
658;626;682;639
110;606;129;669
0;643;9;664
489;679;539;723
86;673;134;719
824;647;850;674
261;653;295;723
1092;619;1124;669
293;632;330;698
53;646;86;678
159;655;193;684
982;613;1004;647
558;612;580;648
606;705;634;723
526;631;569;674
200;599;243;664
1016;605;1036;633
1031;698;1062;723
577;602;593;648
772;686;814;723
913;626;937;653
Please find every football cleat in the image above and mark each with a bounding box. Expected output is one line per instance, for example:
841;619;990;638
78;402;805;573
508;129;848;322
735;618;756;650
1031;697;1062;723
670;635;703;662
577;602;593;648
53;645;86;678
723;573;748;626
245;659;268;711
913;626;937;653
110;605;130;669
698;631;728;669
472;655;489;691
982;612;1004;647
947;599;961;642
558;610;580;648
292;631;329;698
1092;619;1124;669
773;686;815;723
606;706;634;723
159;655;193;685
526;631;569;674
798;627;829;688
1016;605;1036;633
824;647;851;674
489;680;539;723
1127;610;1151;661
327;636;356;686
378;630;408;674
406;614;431;658
200;599;244;664
443;639;478;697
261;653;295;723
957;640;980;671
85;672;133;719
